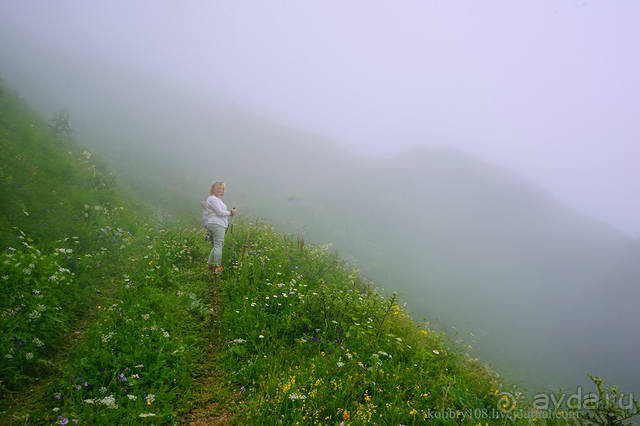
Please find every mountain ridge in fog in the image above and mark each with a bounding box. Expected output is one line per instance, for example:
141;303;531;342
68;80;638;394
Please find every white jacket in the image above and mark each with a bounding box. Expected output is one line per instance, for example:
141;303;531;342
204;195;230;228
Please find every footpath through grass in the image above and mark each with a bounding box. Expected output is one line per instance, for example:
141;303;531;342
6;225;238;424
1;81;238;424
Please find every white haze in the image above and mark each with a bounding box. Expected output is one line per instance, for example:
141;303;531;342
5;0;640;237
1;0;640;237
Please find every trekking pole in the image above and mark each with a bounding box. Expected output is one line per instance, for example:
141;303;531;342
229;209;235;235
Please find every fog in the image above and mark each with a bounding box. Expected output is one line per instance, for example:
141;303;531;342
2;1;639;396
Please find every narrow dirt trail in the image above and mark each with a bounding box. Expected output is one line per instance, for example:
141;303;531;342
182;273;238;425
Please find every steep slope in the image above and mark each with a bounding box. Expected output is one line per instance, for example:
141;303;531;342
52;72;640;393
3;79;639;424
0;81;235;423
18;64;637;393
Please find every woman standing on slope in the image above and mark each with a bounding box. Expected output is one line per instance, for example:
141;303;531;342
202;181;236;272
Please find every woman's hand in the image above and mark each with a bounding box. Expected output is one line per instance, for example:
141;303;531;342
230;208;237;216
201;201;207;209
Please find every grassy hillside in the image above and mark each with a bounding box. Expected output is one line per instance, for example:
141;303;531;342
34;64;640;393
0;81;231;423
1;80;638;424
0;81;142;393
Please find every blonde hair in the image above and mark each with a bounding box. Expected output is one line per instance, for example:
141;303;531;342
209;181;226;196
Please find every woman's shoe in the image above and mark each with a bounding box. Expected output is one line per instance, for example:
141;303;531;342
206;264;214;270
214;265;224;273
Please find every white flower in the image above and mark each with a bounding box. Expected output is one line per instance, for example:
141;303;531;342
336;362;345;367
99;386;107;394
258;335;264;339
135;364;144;368
25;352;34;360
84;399;95;404
232;339;246;344
288;393;307;401
127;394;137;400
139;413;156;418
145;394;155;403
99;394;118;409
346;353;353;360
53;407;60;412
162;331;170;338
33;337;44;347
432;349;440;355
101;332;115;343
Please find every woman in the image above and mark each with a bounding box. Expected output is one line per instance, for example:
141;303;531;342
201;181;236;272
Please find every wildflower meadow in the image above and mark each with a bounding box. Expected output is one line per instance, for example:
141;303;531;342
2;80;639;424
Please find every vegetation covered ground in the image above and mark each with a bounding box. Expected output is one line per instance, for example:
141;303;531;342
1;80;638;424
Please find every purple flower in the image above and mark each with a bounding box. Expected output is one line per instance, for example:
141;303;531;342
73;420;79;424
83;381;89;387
76;385;81;391
59;417;69;425
55;394;61;400
119;374;127;382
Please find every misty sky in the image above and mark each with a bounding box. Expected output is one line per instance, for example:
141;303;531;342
1;0;639;237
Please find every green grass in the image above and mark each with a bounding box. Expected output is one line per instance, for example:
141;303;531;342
216;222;518;424
0;83;145;401
2;78;639;425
